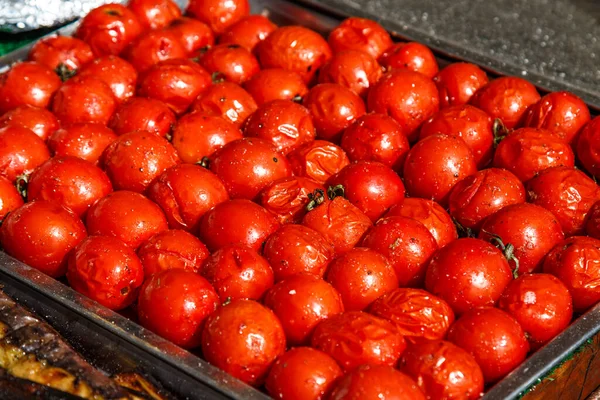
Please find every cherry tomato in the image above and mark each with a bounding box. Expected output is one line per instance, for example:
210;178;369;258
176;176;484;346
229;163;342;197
28;35;94;77
448;307;529;383
202;299;286;386
0;176;23;221
146;164;229;231
67;236;143;310
434;62;489;108
425;238;513;315
543;236;600;313
403;134;477;206
47;123;117;166
379;42;438;78
311;311;406;372
0;105;59;141
288;140;350;184
86;190;168;249
52;75;117;125
420;104;494;168
165;17;214;55
0;126;50;182
109;97;176;137
137;229;209;276
576;116;600;178
449;168;526;232
137;269;218;348
479;203;565;275
262;224;335;281
266;347;343;400
78;56;137;104
0;62;61;112
200;244;273;302
0;200;86;277
400;340;484;400
243;68;308;106
218;15;277;51
258;176;324;225
102;130;180;192
186;0;249;34
264;274;344;345
318;50;382;98
123;30;187;72
198;44;260;84
244;100;316;154
368;69;440;143
471;76;541;129
198;199;280;252
257;26;332;84
190;81;257;127
128;0;181;30
328;17;392;60
586;200;600;239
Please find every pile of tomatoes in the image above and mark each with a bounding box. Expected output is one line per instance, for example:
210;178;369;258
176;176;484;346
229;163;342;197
0;0;599;398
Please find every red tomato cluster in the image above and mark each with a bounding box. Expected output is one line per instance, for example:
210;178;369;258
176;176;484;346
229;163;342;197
0;0;597;398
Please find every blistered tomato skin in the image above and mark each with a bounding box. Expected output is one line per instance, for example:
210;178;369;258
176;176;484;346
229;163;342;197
198;44;260;85
328;17;393;60
48;123;117;166
186;0;250;34
379;42;439;78
0;176;23;221
576;116;600;178
51;76;117;126
258;176;324;225
109;97;176;138
587;200;600;240
218;15;277;51
191;82;257;127
0;126;51;182
128;0;181;30
78;56;138;104
0;62;61;113
434;62;489;108
165;17;214;55
244;68;309;106
28;35;94;75
123;30;187;73
287;140;350;184
0;105;59;141
318;50;383;98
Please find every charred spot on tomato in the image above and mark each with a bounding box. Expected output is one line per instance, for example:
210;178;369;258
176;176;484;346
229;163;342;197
273;157;278;163
105;9;121;16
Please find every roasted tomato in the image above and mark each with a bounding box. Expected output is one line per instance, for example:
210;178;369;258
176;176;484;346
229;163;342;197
287;140;350;184
218;15;277;51
0;200;86;277
201;299;286;386
311;311;406;372
128;0;181;30
587;200;600;239
27;156;113;218
0;126;50;182
244;68;308;106
448;307;529;383
109;97;176;137
51;75;117;125
137;229;209;276
257;26;332;84
400;340;484;400
318;50;383;98
200;244;274;302
379;42;438;78
28;35;94;77
47;123;117;166
576;116;600;178
78;56;137;104
266;347;343;400
165;17;214;55
186;0;249;34
479;203;565;275
86;190;168;249
198;44;260;84
137;269;218;348
244;100;316;154
470;76;541;129
190;81;257;127
328;17;392;60
198;199;280;252
262;224;335;281
67;236;143;310
123;30;187;72
264;274;344;345
258;176;324;225
434;62;489;108
76;3;142;56
0;176;24;221
425;238;513;315
403;134;477;206
0;105;59;141
0;62;61;112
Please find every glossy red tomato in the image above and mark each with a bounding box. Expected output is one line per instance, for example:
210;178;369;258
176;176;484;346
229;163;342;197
258;176;324;225
329;365;425;400
218;15;277;51
86;191;168;249
385;198;457;248
311;311;406;372
264;274;344;345
243;68;308;106
27;156;113;217
109;97;176;137
257;26;332;83
576;116;600;178
479;203;565;275
448;307;529;383
318;50;383;98
379;42;438;78
198;199;280;252
499;273;573;349
0;105;59;141
543;236;600;313
28;35;94;76
328;17;392;60
47;123;117;166
368;69;440;143
326;248;398;311
78;56;137;104
586;200;600;239
0;200;86;277
76;3;142;56
0;126;50;182
244;100;316;154
303;83;366;143
266;347;343;400
67;236;143;310
128;0;181;30
202;299;286;386
165;17;214;55
420;104;494;168
0;62;61;112
200;244;274;301
198;44;260;84
262;224;335;281
471;76;541;129
187;0;249;34
434;62;489;108
425;238;513;315
190;81;257;127
0;176;23;221
137;229;209;276
449;168;526;232
52;75;116;125
400;340;484;400
288;140;350;184
123;30;187;72
403;134;477;206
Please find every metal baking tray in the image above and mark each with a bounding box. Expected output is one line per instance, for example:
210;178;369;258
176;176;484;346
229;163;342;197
1;0;600;399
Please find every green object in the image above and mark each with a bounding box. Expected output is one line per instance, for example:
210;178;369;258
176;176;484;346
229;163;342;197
0;37;34;56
